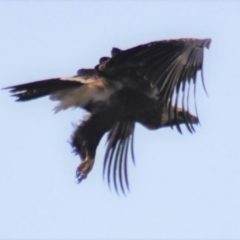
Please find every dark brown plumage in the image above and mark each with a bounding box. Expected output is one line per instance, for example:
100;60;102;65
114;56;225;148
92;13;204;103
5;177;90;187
4;38;211;194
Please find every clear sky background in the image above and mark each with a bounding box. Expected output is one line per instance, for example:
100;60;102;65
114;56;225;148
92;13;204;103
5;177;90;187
0;1;240;239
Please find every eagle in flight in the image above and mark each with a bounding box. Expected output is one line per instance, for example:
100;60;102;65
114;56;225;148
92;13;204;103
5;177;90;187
4;38;211;194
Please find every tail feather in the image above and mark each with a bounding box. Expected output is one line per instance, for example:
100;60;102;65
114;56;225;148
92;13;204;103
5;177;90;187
4;78;82;101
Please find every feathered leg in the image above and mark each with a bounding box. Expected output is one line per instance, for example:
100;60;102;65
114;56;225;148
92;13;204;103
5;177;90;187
71;105;124;182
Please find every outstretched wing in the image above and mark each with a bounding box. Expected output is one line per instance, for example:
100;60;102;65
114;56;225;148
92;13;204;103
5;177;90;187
99;38;211;132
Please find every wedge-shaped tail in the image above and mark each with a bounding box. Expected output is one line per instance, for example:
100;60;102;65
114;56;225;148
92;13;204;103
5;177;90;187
4;78;82;101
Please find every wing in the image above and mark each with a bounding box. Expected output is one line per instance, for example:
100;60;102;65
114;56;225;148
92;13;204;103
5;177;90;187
99;38;211;132
103;121;135;195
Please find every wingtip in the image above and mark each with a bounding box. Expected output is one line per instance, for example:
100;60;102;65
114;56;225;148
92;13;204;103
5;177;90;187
202;38;211;49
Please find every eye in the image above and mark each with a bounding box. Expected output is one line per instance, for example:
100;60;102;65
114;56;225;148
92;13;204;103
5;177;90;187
177;111;184;118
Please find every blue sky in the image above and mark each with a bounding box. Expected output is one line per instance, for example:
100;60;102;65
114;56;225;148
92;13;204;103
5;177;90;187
1;2;240;239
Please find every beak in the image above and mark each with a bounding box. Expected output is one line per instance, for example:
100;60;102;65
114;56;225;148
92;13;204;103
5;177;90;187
187;112;199;125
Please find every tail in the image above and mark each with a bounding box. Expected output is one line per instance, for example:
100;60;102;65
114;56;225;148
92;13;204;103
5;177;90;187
3;72;117;113
3;78;82;101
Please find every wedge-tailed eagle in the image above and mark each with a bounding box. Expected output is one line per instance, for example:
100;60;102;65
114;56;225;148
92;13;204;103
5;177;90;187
4;38;211;194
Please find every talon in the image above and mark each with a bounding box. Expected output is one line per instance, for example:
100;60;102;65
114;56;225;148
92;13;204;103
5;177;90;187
76;158;94;183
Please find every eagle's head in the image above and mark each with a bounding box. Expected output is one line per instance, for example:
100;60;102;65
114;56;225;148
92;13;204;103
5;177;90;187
141;106;199;131
162;107;199;128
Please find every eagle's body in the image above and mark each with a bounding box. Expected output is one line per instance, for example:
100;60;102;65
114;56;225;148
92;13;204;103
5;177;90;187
5;38;211;194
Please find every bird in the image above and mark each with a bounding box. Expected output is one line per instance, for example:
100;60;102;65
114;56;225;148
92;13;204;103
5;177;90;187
4;38;211;194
